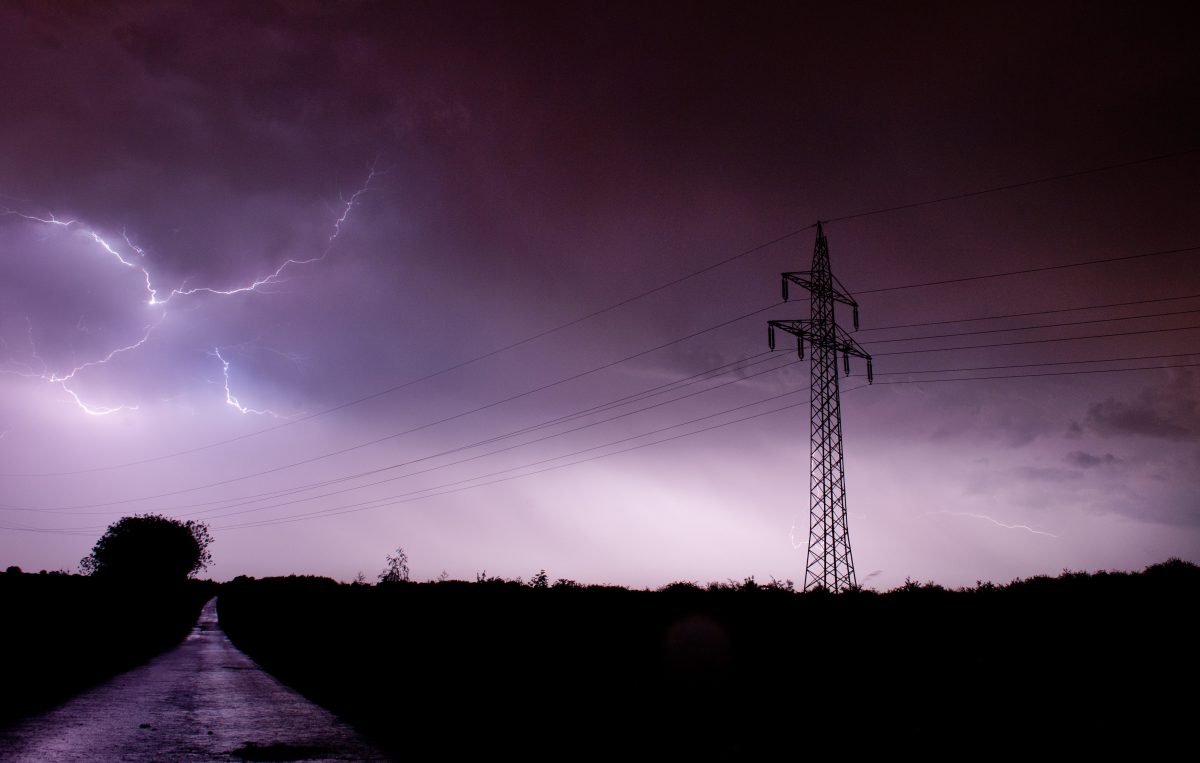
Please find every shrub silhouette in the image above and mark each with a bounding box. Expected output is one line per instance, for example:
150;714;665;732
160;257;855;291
377;547;410;583
80;514;213;582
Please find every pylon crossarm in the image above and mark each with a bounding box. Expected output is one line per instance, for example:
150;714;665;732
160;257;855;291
768;319;821;340
833;325;871;361
781;271;859;308
768;320;809;358
831;273;858;306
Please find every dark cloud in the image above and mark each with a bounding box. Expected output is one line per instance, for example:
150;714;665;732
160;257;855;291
1014;466;1083;483
921;387;1061;448
1104;484;1200;528
1064;451;1120;469
1086;372;1200;441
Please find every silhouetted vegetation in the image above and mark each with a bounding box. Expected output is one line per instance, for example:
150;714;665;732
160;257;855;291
80;513;213;582
217;560;1197;757
0;569;215;726
0;515;216;725
375;547;409;584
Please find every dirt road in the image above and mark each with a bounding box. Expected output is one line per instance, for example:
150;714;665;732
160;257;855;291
0;599;389;762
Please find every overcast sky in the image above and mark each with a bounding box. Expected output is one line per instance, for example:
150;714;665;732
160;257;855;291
1;1;1197;589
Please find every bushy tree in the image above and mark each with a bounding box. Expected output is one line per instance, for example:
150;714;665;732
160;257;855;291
80;514;213;582
378;547;410;583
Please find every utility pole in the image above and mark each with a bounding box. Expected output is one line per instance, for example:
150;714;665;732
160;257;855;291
768;222;872;592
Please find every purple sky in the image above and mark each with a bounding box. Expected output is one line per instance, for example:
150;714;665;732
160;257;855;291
1;1;1197;589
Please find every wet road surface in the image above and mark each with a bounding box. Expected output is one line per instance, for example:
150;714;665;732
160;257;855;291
0;599;390;762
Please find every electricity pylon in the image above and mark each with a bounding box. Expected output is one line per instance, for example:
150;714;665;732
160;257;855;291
768;222;872;592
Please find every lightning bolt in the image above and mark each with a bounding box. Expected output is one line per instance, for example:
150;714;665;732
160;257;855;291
271;347;308;370
212;348;279;417
2;316;161;416
2;160;379;308
148;159;380;305
931;510;1059;538
1;210;159;304
0;160;379;416
121;228;146;257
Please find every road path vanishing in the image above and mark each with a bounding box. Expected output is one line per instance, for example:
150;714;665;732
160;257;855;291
0;599;389;762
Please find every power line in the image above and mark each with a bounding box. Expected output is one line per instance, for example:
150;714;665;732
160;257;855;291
826;146;1200;224
12;380;822;535
184;355;794;516
853;245;1200;297
181;354;789;514
873;360;1200;385
861;307;1200;346
857;292;1200;334
0;523;94;536
875;350;1200;377
213;383;841;531
185;360;803;523
474;352;780;443
166;357;800;519
872;323;1200;357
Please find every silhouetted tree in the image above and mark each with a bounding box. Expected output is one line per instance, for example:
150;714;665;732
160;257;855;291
377;547;410;583
80;514;213;582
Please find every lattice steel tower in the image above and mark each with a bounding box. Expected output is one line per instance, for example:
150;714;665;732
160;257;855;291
768;222;872;592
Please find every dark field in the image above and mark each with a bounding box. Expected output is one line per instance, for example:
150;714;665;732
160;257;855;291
218;560;1197;757
0;570;215;727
